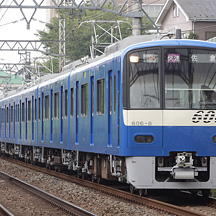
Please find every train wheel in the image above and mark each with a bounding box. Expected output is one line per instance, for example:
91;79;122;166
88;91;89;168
76;170;81;178
202;189;210;198
138;189;143;196
130;184;135;194
91;175;96;183
144;189;148;196
46;164;50;170
82;172;87;180
96;176;101;184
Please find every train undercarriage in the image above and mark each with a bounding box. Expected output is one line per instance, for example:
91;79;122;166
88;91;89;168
0;142;126;184
0;142;215;197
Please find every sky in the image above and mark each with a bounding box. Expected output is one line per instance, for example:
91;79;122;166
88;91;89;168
0;6;47;65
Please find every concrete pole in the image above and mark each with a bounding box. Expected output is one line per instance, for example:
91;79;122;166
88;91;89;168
132;0;142;36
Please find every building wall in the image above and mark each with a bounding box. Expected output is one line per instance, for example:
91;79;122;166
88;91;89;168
143;4;164;18
194;22;216;40
160;3;192;36
46;0;59;23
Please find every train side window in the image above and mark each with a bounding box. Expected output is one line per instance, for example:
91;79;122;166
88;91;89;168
22;102;25;122
11;105;13;122
1;107;2;121
97;79;105;115
6;107;9;123
15;105;17;122
2;108;4;124
70;88;74;117
32;96;34;121
42;93;44;122
45;95;49;119
38;98;41;120
28;100;31;121
35;99;37;120
18;104;19;122
81;84;88;116
114;75;116;113
54;92;59;119
65;89;68;117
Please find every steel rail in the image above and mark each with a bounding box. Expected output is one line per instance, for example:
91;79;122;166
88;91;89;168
0;156;207;216
0;204;14;216
0;171;96;216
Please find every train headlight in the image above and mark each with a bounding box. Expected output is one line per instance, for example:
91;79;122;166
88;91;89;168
212;135;216;143
129;55;139;63
134;135;154;143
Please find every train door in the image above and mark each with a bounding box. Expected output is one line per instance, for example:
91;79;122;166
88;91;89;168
13;102;15;140
108;71;112;147
32;96;34;142
41;93;44;142
75;81;79;144
60;86;63;143
50;89;53;142
90;76;94;145
9;103;10;140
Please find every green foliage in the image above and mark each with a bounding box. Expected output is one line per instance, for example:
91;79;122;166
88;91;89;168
37;5;155;73
142;16;155;34
187;31;199;40
211;189;216;198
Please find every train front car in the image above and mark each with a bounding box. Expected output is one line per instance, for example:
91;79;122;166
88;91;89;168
122;40;216;194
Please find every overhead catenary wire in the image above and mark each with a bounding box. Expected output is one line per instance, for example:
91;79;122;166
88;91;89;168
0;0;13;22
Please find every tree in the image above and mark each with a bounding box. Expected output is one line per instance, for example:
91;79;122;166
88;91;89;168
37;6;154;73
187;31;199;40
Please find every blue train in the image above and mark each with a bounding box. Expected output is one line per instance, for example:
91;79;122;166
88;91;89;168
1;35;216;196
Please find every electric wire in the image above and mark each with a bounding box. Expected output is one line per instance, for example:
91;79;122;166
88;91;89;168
0;0;13;22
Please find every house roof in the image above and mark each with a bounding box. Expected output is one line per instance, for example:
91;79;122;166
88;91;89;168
0;71;22;85
156;0;216;26
142;0;166;4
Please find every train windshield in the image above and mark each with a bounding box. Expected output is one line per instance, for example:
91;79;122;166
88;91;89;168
164;48;216;109
127;49;160;109
126;47;216;110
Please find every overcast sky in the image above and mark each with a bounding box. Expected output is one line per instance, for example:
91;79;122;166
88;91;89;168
0;7;47;64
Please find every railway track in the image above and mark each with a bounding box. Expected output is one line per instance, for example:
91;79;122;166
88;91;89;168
0;155;212;216
0;170;96;216
0;204;14;216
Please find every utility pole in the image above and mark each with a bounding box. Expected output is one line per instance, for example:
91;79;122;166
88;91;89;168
132;0;142;36
59;18;66;73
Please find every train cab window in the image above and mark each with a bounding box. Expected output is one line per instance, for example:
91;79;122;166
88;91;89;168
28;100;31;121
81;84;88;116
127;49;160;109
45;95;49;119
54;92;59;119
164;48;216;109
97;79;105;114
22;102;25;122
6;107;9;123
70;88;74;116
11;106;13;122
65;89;68;117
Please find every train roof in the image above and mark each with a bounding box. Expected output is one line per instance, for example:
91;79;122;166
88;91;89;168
1;35;216;102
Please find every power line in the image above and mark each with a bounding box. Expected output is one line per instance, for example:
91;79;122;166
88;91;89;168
0;0;13;22
0;18;25;27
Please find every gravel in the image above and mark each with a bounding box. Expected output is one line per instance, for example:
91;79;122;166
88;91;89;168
0;159;169;216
